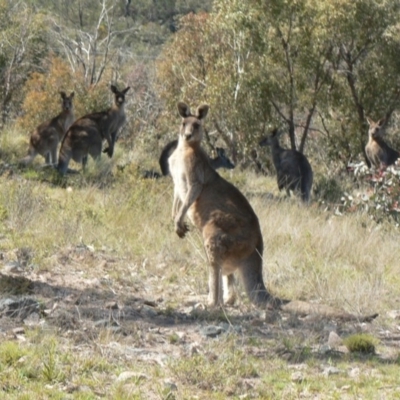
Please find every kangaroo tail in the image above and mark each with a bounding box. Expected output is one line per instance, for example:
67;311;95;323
237;239;272;306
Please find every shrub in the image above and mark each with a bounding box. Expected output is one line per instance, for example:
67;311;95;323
17;55;115;134
339;161;400;225
343;333;377;354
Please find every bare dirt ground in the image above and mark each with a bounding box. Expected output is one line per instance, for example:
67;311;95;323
1;244;400;357
1;242;400;398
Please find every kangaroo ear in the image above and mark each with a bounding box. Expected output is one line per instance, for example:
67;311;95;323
259;136;272;146
271;128;280;138
70;92;75;98
178;102;191;118
196;104;209;120
216;147;225;156
60;91;66;98
377;118;386;127
122;87;130;95
366;116;374;126
110;85;117;93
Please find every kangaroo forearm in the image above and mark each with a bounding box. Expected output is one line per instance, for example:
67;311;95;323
172;196;182;218
176;184;202;223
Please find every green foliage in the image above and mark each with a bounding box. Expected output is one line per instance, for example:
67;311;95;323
313;175;345;204
339;164;400;225
42;340;61;382
344;333;377;354
17;55;115;134
0;1;49;123
157;0;400;167
0;341;27;366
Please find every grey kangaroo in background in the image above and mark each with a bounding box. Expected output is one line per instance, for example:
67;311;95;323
20;91;75;166
259;129;313;203
57;85;130;175
159;139;235;176
365;117;399;169
169;102;277;307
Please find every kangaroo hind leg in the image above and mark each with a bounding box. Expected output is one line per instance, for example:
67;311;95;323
204;235;225;307
222;273;236;305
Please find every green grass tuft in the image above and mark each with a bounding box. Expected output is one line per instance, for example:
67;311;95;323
343;333;378;354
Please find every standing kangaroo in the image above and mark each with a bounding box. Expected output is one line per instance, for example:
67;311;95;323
20;91;75;166
57;85;130;175
365;117;399;169
259;129;313;203
159;139;235;176
169;102;274;307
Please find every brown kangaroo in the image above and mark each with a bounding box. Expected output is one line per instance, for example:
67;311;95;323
20;91;75;166
57;85;130;175
365;117;399;169
159;139;235;176
259;129;313;203
169;102;274;307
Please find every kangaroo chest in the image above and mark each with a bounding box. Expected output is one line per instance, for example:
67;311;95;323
169;146;193;200
366;140;387;167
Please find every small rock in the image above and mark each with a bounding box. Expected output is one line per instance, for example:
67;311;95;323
116;371;148;383
186;342;201;355
348;367;360;378
105;301;119;310
164;379;178;391
3;261;22;273
318;344;331;354
327;331;343;348
23;312;41;327
94;319;119;328
12;327;25;335
200;325;224;338
0;297;41;319
218;323;242;334
291;371;304;383
387;310;400;319
250;318;264;327
323;366;341;376
337;345;349;354
288;363;308;371
143;299;157;307
141;305;158;318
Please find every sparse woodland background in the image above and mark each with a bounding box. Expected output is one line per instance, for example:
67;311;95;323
2;0;400;221
2;1;400;399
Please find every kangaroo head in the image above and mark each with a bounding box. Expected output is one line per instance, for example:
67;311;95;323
60;91;74;111
215;147;235;169
259;128;281;147
177;102;209;143
367;117;386;139
111;85;130;107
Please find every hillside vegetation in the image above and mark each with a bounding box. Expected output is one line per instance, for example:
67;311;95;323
1;0;400;399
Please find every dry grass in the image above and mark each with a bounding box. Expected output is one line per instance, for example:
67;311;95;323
1;127;400;399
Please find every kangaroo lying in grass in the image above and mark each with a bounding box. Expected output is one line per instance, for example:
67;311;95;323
57;85;130;175
159;139;235;176
365;116;399;169
169;102;274;307
20;91;75;166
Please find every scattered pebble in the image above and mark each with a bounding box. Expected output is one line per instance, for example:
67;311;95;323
200;325;224;338
116;371;148;383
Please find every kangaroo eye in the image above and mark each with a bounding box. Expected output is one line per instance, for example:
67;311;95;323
193;122;200;129
182;122;186;128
